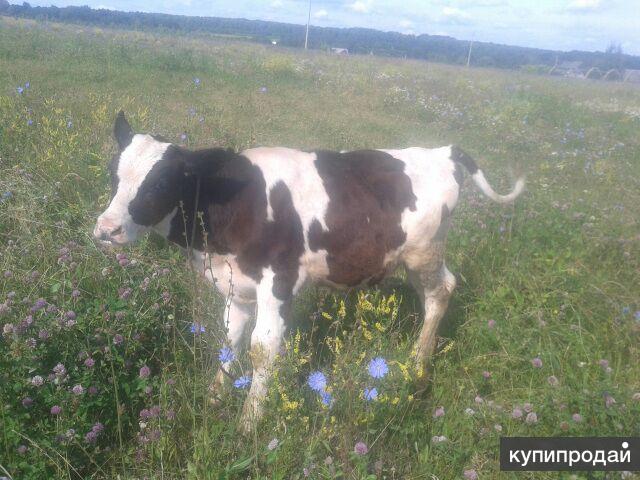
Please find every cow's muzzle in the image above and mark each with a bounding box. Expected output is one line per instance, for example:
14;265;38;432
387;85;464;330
93;217;127;245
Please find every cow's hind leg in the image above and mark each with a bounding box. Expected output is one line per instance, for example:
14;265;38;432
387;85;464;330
406;262;456;367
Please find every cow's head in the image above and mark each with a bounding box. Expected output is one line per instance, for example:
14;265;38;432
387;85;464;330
93;111;183;245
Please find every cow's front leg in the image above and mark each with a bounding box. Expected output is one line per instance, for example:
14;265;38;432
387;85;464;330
209;297;254;403
239;269;288;433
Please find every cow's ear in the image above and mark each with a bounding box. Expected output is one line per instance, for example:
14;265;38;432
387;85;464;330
114;110;134;150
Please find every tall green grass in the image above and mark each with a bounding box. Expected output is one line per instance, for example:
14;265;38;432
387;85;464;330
1;16;639;479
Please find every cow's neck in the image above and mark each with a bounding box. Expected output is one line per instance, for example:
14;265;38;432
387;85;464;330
165;151;267;255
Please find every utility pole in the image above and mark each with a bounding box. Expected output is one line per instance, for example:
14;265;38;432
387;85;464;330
304;0;311;50
466;40;473;67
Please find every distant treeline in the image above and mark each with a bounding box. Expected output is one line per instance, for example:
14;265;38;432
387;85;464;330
2;1;639;71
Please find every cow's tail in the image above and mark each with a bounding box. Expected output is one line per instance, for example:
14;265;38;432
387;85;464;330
451;145;525;204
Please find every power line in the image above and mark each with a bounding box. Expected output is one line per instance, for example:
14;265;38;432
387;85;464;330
304;0;311;49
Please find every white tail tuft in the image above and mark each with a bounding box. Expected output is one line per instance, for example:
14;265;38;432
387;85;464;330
471;171;525;204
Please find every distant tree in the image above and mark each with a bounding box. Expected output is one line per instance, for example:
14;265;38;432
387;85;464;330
602;42;624;71
605;42;623;56
2;4;640;71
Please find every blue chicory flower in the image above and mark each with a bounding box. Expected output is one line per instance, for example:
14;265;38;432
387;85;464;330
233;376;251;389
364;387;378;401
218;346;235;363
307;371;327;392
368;357;389;379
190;323;205;334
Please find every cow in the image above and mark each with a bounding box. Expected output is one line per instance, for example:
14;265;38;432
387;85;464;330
93;111;524;431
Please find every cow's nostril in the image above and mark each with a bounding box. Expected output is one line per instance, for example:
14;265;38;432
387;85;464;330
111;226;123;236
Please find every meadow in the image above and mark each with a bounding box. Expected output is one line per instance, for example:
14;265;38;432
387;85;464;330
0;16;639;479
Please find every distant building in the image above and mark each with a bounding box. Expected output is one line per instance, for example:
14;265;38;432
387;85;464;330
331;47;349;55
624;69;640;83
549;60;584;78
271;40;278;45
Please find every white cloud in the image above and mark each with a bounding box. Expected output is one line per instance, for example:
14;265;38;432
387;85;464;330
348;1;371;13
270;0;284;8
442;6;470;20
314;8;328;18
465;0;507;6
399;19;413;28
431;0;507;6
439;6;473;24
566;0;602;11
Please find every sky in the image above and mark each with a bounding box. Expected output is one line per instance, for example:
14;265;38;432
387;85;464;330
23;0;640;55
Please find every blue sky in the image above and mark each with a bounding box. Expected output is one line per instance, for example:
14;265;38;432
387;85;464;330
24;0;640;54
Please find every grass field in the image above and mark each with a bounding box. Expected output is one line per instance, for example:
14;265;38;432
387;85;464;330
1;16;639;480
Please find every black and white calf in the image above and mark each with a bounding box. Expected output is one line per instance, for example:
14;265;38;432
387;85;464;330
94;112;524;430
